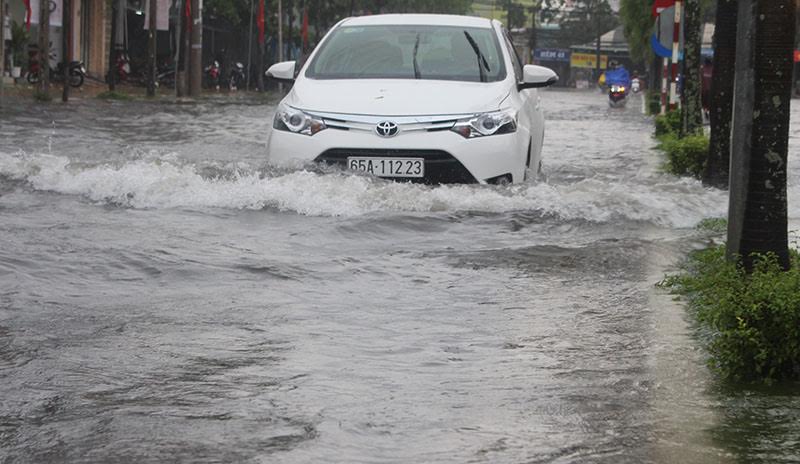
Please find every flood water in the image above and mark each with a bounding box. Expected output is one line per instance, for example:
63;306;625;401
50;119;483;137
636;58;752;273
1;90;799;463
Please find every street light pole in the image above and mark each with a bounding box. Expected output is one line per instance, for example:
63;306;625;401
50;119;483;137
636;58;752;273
147;0;157;96
189;0;202;95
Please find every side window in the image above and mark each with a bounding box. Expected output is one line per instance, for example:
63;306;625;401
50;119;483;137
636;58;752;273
502;29;523;82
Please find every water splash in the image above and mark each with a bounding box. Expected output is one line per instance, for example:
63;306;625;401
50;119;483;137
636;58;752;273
0;151;732;226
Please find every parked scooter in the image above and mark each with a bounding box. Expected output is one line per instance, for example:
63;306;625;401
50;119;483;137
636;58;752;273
27;51;86;88
228;62;246;91
204;60;221;90
631;77;641;94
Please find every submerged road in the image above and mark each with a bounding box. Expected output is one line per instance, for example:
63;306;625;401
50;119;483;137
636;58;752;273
0;90;799;463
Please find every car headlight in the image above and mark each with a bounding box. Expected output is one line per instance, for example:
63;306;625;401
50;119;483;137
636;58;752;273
451;109;517;138
273;104;327;136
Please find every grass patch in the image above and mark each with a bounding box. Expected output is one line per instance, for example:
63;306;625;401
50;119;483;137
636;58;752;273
32;90;52;102
658;133;709;179
97;90;133;101
697;217;728;234
660;245;800;384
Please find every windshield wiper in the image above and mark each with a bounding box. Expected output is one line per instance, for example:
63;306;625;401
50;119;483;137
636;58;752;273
463;31;490;83
412;33;421;80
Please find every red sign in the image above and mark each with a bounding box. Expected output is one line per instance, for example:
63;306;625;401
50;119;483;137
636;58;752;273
652;0;675;17
795;50;800;63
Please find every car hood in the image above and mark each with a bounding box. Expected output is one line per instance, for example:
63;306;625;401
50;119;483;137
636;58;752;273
288;78;511;116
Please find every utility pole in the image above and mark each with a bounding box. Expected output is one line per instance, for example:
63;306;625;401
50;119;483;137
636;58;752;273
246;0;253;90
61;0;71;101
147;0;156;96
670;0;682;110
277;0;283;93
287;0;293;60
189;0;202;95
37;0;51;96
108;0;117;91
727;0;796;270
0;0;5;107
278;0;283;62
183;0;191;95
174;0;182;96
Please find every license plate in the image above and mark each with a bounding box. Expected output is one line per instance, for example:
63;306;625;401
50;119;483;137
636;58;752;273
346;157;424;178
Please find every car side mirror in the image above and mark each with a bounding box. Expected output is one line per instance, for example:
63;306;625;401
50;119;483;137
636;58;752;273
518;65;558;90
266;61;297;83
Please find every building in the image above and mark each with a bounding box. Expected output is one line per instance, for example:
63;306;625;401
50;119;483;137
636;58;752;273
4;0;109;78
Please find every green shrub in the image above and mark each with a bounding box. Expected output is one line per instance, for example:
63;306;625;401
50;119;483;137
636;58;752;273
654;110;681;137
660;246;800;384
659;133;709;178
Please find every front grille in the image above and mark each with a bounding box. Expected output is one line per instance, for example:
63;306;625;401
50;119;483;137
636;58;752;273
315;149;478;184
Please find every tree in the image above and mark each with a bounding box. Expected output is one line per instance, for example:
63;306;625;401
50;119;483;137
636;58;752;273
680;0;704;135
554;1;618;79
703;0;737;187
503;1;526;29
618;0;654;68
727;0;796;270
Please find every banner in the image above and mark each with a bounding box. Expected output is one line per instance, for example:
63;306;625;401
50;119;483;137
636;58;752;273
29;0;62;27
534;48;570;63
570;52;608;69
143;0;170;31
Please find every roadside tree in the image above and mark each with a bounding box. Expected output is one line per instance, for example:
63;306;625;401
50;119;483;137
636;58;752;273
727;0;796;270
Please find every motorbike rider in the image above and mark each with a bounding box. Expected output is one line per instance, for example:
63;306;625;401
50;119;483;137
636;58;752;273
605;61;631;90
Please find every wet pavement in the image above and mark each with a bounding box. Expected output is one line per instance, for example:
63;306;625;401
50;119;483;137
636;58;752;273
0;90;799;463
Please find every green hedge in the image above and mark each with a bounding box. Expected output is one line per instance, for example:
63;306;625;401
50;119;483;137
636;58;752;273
661;246;800;384
658;133;709;178
654;110;681;137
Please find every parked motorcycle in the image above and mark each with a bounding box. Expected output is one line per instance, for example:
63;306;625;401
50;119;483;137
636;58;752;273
228;62;246;91
608;84;628;108
631;77;641;94
204;60;221;90
155;61;176;88
27;51;86;88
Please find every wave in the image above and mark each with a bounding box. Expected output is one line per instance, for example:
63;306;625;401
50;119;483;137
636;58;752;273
0;151;733;226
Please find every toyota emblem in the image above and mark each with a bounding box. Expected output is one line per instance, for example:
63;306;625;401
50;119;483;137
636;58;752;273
375;121;399;138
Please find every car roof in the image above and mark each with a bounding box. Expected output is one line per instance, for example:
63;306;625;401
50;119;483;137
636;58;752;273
340;14;495;29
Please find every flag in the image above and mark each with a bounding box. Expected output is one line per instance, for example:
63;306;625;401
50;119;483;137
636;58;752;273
301;7;309;52
184;0;191;33
257;0;265;45
23;0;32;30
652;0;675;17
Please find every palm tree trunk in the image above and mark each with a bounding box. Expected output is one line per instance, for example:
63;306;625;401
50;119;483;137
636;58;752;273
727;0;796;271
703;0;737;188
680;0;703;136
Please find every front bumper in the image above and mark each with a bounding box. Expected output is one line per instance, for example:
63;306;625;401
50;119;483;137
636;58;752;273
266;120;527;184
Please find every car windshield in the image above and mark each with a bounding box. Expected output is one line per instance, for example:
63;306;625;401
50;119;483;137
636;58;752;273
305;25;507;82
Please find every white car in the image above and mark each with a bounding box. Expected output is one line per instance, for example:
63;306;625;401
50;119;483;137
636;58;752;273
265;14;557;184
